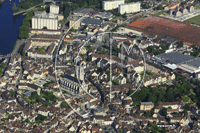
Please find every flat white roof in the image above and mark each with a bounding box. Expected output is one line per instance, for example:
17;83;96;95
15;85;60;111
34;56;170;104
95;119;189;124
163;63;177;70
178;64;198;73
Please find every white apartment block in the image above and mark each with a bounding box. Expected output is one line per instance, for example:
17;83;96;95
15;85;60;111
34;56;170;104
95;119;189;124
102;0;124;10
50;4;59;14
118;2;141;14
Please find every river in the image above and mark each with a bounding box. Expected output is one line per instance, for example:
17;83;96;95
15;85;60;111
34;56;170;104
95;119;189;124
0;0;24;55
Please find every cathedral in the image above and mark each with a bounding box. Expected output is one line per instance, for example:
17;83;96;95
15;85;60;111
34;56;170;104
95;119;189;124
59;66;88;94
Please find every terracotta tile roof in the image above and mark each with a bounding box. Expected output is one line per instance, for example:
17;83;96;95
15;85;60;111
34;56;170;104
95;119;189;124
167;1;180;8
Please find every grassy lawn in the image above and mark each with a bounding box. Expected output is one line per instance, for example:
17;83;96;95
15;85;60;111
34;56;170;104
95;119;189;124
155;10;166;16
182;96;190;102
140;70;154;79
36;47;45;52
196;6;200;9
185;15;200;25
189;100;194;103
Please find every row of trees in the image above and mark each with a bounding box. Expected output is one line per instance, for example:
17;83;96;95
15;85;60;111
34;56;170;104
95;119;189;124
12;0;43;13
0;62;6;76
18;10;33;39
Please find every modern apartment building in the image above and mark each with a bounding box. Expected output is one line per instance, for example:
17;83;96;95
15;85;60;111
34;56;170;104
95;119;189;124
50;4;59;14
102;0;124;10
118;2;140;14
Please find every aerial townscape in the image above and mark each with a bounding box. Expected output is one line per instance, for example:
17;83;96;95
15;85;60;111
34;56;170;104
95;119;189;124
1;0;200;132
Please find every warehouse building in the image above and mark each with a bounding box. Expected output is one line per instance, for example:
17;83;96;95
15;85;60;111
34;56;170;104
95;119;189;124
153;51;195;65
102;0;124;10
178;58;200;76
81;17;103;26
118;2;140;14
95;12;114;20
73;8;94;16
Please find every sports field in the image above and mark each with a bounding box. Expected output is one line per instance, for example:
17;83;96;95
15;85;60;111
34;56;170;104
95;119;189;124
185;15;200;25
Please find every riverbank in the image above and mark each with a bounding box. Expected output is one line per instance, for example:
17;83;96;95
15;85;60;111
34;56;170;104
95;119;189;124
11;39;25;55
13;3;43;16
0;0;25;55
13;0;43;15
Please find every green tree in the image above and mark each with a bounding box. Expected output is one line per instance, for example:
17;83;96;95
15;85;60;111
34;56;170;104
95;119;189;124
125;57;128;61
42;102;48;107
147;93;157;103
143;111;151;117
10;90;15;96
180;1;187;6
184;103;190;111
183;109;188;116
192;44;196;49
12;3;17;12
83;2;88;7
35;114;47;123
168;106;172;109
60;101;69;108
177;41;184;48
106;70;110;80
22;50;26;57
42;91;57;102
43;26;47;29
87;56;92;61
92;39;97;43
173;112;178;115
112;79;120;86
85;45;92;51
157;4;163;10
97;47;102;51
147;46;154;53
161;107;167;117
80;54;86;60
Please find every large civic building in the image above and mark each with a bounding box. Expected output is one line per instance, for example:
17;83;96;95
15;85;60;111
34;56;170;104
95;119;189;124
118;2;140;14
102;0;124;10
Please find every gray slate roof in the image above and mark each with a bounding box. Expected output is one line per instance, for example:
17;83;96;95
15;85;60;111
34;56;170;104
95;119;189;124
82;17;103;26
156;51;195;64
65;74;83;84
0;109;5;114
187;58;200;68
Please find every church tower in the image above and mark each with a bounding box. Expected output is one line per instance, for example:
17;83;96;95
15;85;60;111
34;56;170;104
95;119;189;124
76;66;84;81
